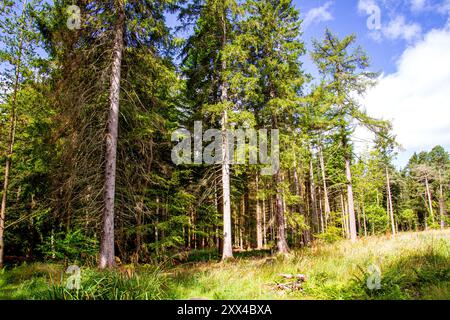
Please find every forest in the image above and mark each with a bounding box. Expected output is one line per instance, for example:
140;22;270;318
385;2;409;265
0;0;448;300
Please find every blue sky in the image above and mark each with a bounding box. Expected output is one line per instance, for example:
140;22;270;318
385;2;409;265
285;0;450;167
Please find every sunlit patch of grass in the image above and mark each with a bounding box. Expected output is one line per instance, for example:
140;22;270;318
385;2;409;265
166;229;450;300
46;265;166;300
0;263;62;299
1;230;448;300
0;263;166;300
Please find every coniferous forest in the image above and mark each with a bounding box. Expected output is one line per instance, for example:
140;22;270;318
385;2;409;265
0;0;449;301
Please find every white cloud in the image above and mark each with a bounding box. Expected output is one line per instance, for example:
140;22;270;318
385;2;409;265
358;0;378;13
358;1;422;42
410;0;427;12
382;15;422;41
303;1;334;29
438;0;450;15
358;27;450;158
408;0;450;15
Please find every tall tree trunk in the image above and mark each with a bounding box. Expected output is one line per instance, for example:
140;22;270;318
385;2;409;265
271;113;289;254
318;146;331;224
438;169;446;229
99;1;125;269
425;176;434;224
220;11;233;260
239;196;244;250
255;173;263;249
0;0;27;269
293;166;309;245
362;200;367;237
309;156;319;233
344;153;357;242
340;192;347;238
386;166;396;235
214;180;220;250
262;196;267;247
275;171;289;253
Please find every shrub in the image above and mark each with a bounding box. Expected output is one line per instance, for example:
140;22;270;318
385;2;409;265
38;229;98;263
315;226;343;243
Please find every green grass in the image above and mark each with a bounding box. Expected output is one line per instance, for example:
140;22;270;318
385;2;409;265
1;229;449;300
166;229;450;300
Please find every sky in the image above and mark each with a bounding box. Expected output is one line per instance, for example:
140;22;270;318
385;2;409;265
168;0;450;167
295;0;450;167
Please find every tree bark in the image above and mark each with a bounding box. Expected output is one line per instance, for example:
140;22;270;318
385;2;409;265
275;170;289;253
438;169;446;229
362;200;367;237
220;10;233;260
255;173;263;249
0;0;27;269
262;196;267;247
345;152;357;242
318;146;331;224
386;166;396;235
239;196;244;250
425;176;434;224
309;156;319;233
99;1;125;269
271;112;289;254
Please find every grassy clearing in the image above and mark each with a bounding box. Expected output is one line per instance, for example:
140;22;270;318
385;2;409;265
167;230;450;300
0;230;449;300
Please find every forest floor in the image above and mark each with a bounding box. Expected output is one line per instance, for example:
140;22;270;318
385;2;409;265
0;229;449;300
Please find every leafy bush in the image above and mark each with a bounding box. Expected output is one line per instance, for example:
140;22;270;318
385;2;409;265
398;209;418;230
38;229;98;263
315;226;343;243
365;205;389;234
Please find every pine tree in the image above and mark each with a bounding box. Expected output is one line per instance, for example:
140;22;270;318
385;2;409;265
181;0;239;259
237;0;305;253
312;30;380;242
0;0;40;268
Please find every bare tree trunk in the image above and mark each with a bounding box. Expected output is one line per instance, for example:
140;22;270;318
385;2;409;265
220;11;233;260
309;156;319;233
239;197;244;250
345;154;357;242
361;198;367;237
318;146;331;225
256;173;263;249
318;186;325;233
425;176;434;224
438;169;446;229
269;196;274;243
386;166;396;235
293;166;309;245
214;180;220;250
262;196;267;247
99;1;125;269
340;192;347;238
221;105;233;259
275;171;289;253
272;113;288;254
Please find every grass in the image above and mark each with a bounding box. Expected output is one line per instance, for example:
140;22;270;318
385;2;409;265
166;229;450;300
0;229;449;300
